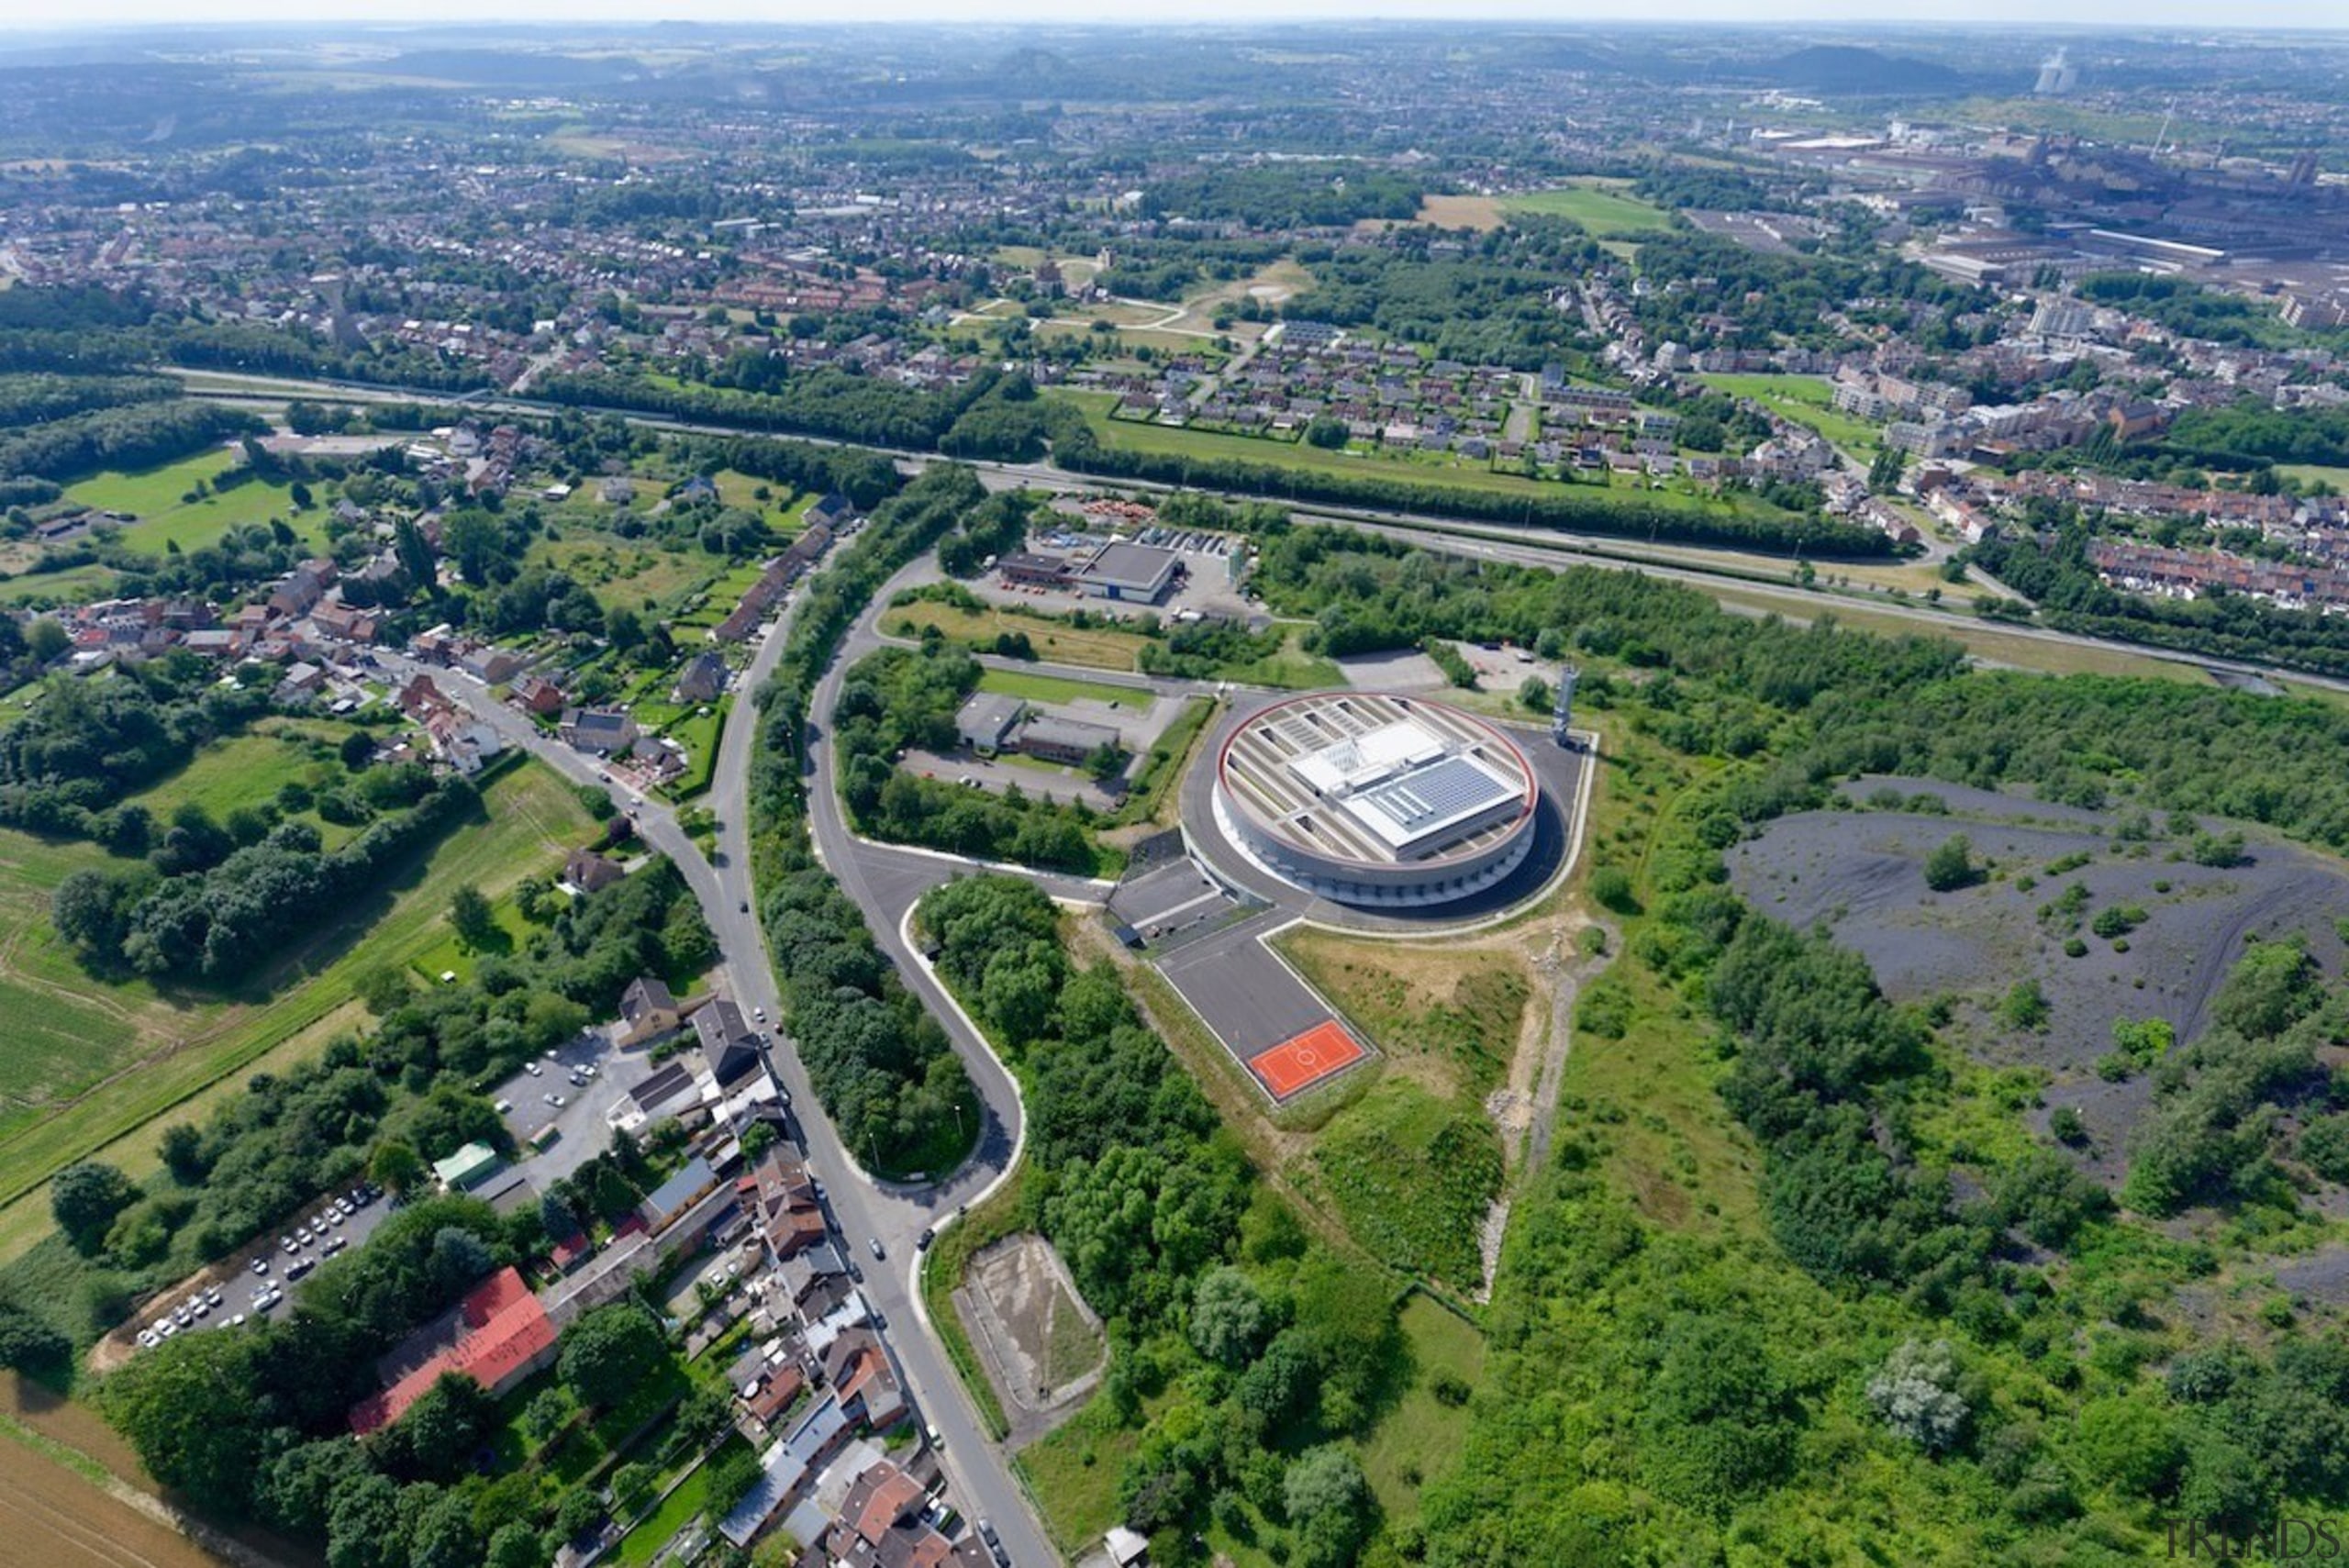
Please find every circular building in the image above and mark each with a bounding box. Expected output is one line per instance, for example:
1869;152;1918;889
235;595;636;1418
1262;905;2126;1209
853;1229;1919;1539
1211;692;1539;909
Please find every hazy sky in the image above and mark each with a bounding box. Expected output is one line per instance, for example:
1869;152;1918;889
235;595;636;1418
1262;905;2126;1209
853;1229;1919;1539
3;0;2346;30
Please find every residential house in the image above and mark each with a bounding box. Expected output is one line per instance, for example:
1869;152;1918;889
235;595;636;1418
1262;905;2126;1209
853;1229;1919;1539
674;651;729;705
564;849;626;895
694;997;763;1088
617;976;682;1048
559;706;639;754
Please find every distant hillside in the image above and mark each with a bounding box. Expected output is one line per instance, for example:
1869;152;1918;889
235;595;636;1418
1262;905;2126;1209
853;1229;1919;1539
1765;44;1963;95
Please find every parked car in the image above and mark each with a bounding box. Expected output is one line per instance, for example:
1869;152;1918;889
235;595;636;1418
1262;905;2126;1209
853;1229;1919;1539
868;1237;885;1261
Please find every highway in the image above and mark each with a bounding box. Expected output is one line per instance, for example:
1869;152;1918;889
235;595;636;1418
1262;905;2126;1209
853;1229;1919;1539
176;365;2349;700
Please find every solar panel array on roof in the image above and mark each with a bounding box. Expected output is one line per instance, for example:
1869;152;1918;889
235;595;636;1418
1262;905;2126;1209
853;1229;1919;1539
1358;755;1510;830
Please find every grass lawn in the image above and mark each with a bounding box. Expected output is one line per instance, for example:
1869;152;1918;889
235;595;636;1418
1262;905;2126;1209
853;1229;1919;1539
1056;391;1787;522
534;532;729;618
1226;626;1345;690
1357;1293;1486;1527
1697;372;1884;456
611;1437;750;1568
660;699;729;798
2279;464;2349;493
0;562;120;608
65;450;326;558
1700;584;2214;684
125;719;366;849
886;599;1152;673
975;668;1149;709
1016;1392;1139;1559
1114;695;1215;828
0;758;595;1263
1498;179;1674;237
408;894;541;985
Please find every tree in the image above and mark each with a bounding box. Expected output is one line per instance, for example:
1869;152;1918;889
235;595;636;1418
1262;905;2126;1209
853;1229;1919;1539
428;1226;495;1296
1998;979;2051;1032
0;1302;68;1373
51;1161;139;1254
158;1122;209;1184
1922;834;1976;893
101;1329;268;1513
1188;1265;1269;1369
50;868;132;958
25;616;69;663
370;1138;428;1196
703;1445;764;1525
1304;415;1349;450
485;1523;550;1568
1867;1340;1970;1453
1517;675;1553;714
449;884;496;948
561;1302;667;1409
1284;1445;1374;1568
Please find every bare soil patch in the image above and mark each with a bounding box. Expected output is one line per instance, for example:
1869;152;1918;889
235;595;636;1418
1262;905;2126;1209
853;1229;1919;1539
1728;778;2349;1160
952;1233;1106;1427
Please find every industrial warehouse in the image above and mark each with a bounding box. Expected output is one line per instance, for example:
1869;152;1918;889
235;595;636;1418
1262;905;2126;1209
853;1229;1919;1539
1208;692;1540;908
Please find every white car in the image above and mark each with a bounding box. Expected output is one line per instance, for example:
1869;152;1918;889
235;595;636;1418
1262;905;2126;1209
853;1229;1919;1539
549;1094;567;1108
250;1258;270;1275
525;1062;543;1076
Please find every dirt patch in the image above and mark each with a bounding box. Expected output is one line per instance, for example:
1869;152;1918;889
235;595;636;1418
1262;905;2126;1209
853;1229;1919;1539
1415;195;1505;231
1729;781;2349;1160
952;1233;1106;1429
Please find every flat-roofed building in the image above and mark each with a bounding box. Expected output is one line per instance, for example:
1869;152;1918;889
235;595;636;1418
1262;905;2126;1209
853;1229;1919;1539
1210;692;1539;908
1076;542;1179;604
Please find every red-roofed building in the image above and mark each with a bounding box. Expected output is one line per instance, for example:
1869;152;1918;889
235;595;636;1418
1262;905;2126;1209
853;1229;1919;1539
350;1267;558;1435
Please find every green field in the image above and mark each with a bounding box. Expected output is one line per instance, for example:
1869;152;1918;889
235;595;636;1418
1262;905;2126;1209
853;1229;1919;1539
123;719;366;850
0;562;120;608
1358;1294;1486;1527
0;758;595;1263
887;599;1152;672
975;667;1150;709
2280;464;2349;493
534;532;731;618
1058;391;1783;521
1499;179;1674;237
64;450;327;558
1698;372;1884;455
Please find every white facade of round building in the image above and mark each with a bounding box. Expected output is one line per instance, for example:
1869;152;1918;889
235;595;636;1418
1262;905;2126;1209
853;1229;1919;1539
1211;692;1538;908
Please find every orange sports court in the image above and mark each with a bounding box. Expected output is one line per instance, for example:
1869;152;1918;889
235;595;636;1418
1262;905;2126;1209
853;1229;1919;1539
1248;1019;1367;1101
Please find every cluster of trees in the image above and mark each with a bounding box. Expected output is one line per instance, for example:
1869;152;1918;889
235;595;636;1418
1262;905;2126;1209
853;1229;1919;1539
58;772;478;983
1968;514;2349;678
0;372;179;429
2161;397;2349;473
918;875;1389;1565
1050;410;1891;557
0;393;257;489
95;1195;631;1568
836;642;1110;875
748;464;990;1175
1283;226;1601;367
2076;273;2315;352
1141;162;1424;229
1630;231;1981;352
0;658;276;836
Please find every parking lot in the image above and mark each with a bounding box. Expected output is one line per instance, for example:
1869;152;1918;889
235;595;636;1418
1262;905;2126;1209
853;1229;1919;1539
130;1184;392;1351
490;1027;646;1186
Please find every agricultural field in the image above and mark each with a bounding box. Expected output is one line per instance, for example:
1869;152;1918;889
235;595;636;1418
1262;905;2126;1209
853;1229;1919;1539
1498;179;1675;237
0;757;595;1263
63;449;327;558
1726;778;2349;1177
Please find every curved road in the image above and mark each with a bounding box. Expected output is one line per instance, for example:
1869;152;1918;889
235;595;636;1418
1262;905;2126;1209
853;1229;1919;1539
385;584;1063;1563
